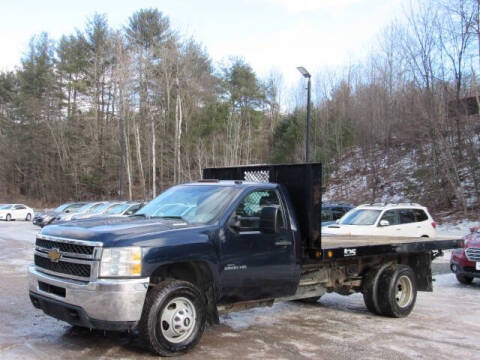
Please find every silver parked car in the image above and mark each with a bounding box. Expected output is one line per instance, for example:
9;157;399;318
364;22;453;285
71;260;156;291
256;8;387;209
71;202;124;220
99;202;144;217
54;202;107;222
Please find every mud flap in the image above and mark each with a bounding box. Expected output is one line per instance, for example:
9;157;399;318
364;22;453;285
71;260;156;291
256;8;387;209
206;285;219;325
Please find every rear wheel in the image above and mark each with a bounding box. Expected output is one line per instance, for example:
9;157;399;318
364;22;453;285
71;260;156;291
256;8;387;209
377;265;417;318
26;213;32;221
456;273;474;285
138;280;206;356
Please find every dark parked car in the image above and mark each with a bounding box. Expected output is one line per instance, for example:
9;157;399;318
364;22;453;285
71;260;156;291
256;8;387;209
451;226;480;284
321;202;354;227
33;202;86;228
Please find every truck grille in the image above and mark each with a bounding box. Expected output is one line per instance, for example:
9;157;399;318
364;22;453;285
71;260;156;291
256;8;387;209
34;235;102;281
36;238;94;255
34;254;91;278
465;248;480;262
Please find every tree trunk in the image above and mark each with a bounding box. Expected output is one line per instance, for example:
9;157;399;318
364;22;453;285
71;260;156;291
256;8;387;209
134;121;146;199
151;113;156;198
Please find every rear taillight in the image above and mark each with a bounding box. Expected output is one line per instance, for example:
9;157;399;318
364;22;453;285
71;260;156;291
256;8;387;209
431;222;436;229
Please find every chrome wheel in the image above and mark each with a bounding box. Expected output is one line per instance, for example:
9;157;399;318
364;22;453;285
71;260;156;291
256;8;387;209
395;275;413;308
160;297;196;344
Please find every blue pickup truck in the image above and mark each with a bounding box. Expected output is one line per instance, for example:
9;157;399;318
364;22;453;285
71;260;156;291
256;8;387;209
28;164;460;356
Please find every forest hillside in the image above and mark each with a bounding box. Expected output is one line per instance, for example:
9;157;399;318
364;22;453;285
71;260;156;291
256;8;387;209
0;1;479;217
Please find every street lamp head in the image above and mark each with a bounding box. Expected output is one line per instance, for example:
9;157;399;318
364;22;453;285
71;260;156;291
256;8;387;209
297;66;311;78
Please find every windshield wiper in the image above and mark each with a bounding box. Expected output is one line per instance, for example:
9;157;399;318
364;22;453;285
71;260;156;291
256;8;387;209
151;215;188;222
131;213;147;218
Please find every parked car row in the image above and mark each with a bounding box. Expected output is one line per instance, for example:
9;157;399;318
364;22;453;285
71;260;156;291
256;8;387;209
33;201;144;227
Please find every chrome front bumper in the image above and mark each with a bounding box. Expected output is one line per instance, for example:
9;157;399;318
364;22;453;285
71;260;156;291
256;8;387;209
28;265;149;323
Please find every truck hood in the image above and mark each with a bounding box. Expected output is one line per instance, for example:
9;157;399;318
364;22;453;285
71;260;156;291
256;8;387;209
41;216;200;246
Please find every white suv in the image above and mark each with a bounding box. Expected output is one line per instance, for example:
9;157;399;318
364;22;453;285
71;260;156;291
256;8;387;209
322;203;437;238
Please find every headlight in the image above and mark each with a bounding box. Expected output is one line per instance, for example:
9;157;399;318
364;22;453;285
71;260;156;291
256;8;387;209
100;247;142;277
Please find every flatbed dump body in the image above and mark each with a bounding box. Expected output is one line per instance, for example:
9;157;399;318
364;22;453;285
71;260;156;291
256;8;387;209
321;235;461;259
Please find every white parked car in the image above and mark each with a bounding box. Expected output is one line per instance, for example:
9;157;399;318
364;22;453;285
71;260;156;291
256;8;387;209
322;203;437;238
0;204;34;221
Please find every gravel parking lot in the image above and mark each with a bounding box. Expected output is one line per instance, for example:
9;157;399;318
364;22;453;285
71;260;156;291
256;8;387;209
0;221;479;360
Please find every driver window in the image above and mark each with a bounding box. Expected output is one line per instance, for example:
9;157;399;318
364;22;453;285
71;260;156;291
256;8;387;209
234;190;285;231
380;210;400;226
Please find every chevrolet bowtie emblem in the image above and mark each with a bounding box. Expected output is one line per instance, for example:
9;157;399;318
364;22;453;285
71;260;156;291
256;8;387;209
48;248;61;262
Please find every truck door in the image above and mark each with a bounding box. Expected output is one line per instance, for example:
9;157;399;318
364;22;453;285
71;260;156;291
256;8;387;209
219;189;297;302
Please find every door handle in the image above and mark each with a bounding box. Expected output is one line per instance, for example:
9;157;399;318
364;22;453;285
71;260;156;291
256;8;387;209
275;239;292;246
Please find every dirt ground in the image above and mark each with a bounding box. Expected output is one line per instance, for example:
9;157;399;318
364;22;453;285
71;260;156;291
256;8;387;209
0;221;479;360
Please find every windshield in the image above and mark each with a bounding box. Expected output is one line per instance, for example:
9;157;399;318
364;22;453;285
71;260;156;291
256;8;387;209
136;185;238;224
339;209;381;225
54;203;73;212
104;204;129;215
66;203;89;213
0;204;12;210
91;203;112;214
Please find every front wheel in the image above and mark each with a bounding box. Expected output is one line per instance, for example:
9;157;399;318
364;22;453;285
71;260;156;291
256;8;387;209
377;265;417;318
456;273;474;285
26;213;32;221
138;280;207;356
5;214;11;222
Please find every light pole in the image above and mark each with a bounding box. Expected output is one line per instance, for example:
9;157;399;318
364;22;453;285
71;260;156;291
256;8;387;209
297;66;311;163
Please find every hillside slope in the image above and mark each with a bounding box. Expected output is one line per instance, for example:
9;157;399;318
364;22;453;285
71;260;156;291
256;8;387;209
323;145;479;217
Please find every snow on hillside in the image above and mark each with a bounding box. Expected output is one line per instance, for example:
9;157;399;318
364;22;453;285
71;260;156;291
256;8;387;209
324;147;421;205
323;146;479;218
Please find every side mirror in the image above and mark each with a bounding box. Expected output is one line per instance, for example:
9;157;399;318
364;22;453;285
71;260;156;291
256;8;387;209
260;206;280;234
228;215;241;232
65;210;70;213
379;219;390;227
470;227;477;234
335;219;340;224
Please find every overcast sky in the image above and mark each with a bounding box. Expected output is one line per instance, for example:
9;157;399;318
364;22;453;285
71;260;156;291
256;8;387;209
0;0;403;86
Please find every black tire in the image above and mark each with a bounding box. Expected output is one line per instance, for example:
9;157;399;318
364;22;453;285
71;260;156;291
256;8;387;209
362;267;385;315
26;213;32;221
456;273;474;284
5;214;11;222
138;280;207;356
377;265;417;318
